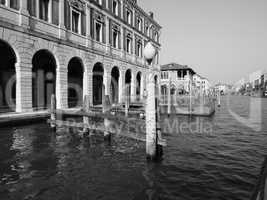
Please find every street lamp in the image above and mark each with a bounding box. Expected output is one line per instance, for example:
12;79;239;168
144;41;156;65
143;42;161;161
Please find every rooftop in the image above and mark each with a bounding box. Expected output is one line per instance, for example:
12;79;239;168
160;63;196;74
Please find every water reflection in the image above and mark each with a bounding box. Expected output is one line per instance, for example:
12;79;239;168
0;96;266;200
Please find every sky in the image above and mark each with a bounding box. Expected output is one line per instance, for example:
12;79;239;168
138;0;267;84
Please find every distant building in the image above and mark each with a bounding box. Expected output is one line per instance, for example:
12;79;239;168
160;63;196;97
193;74;211;95
249;70;264;90
214;83;231;95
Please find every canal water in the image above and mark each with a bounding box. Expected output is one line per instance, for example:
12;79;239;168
0;96;267;200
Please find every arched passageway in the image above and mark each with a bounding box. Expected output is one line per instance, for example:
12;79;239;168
136;72;141;101
32;50;56;110
93;62;104;105
67;57;84;108
110;67;120;104
125;69;132;101
0;40;16;113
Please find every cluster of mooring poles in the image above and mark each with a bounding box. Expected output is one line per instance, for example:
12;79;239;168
49;42;165;161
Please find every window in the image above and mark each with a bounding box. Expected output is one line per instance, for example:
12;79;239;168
112;0;118;15
154;31;158;42
0;0;6;6
95;22;103;42
40;0;50;21
72;9;80;33
137;18;142;31
126;9;132;25
161;72;168;79
10;0;19;10
126;34;132;53
136;40;142;57
112;30;119;48
145;25;149;36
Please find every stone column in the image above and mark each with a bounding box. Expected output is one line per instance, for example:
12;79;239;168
118;69;124;103
36;0;40;19
103;68;111;96
83;67;89;98
130;72;136;102
86;4;91;47
6;0;10;7
48;0;52;23
15;63;33;112
56;66;68;109
58;0;66;39
88;70;93;106
120;26;124;57
19;0;29;27
105;16;110;53
132;35;136;62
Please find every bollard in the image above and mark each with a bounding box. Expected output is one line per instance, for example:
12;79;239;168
50;94;56;132
83;95;90;136
103;95;112;141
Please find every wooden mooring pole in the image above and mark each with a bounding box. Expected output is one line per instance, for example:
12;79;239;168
125;84;130;117
83;95;90;136
103;95;112;141
167;80;171;115
50;94;56;132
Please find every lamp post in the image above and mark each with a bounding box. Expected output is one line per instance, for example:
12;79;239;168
144;42;160;160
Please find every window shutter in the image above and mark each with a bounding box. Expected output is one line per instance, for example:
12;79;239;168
52;0;59;25
64;0;71;30
81;12;86;36
27;0;36;16
90;8;94;39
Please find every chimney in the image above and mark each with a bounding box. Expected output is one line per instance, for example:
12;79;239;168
149;12;154;19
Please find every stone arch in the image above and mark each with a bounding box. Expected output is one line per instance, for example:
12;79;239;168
110;66;120;104
92;62;104;105
136;71;142;101
32;49;57;110
67;57;84;108
0;39;17;113
125;69;132;100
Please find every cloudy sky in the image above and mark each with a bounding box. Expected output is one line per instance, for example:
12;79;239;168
139;0;267;84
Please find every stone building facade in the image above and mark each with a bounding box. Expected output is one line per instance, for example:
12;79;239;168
0;0;161;113
160;63;195;98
